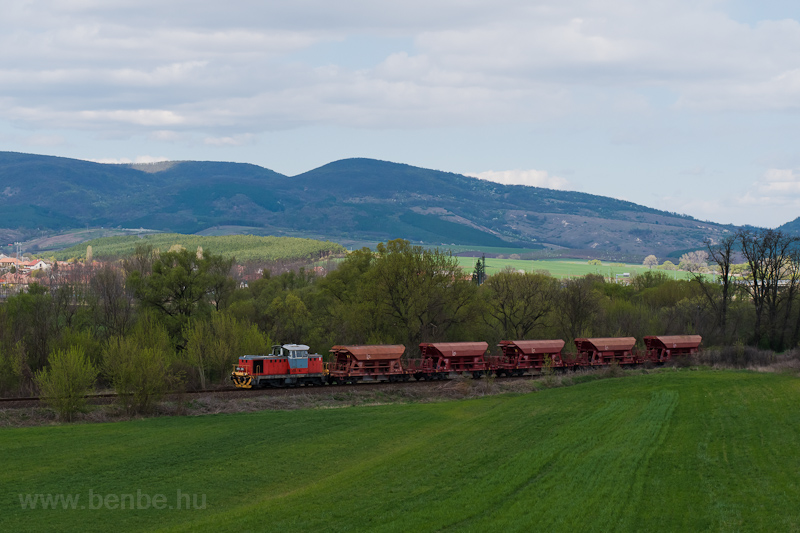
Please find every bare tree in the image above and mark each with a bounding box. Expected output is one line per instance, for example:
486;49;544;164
89;264;136;337
556;277;601;343
692;235;737;339
737;229;800;348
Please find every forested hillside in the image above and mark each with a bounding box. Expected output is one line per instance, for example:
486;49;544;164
51;234;346;262
0;151;745;256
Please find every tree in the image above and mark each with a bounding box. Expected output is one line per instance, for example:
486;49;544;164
123;243;157;278
103;314;176;414
86;245;93;264
482;268;557;339
556;276;601;342
312;248;377;344
472;254;486;286
34;346;97;422
266;292;311;344
367;239;476;349
692;235;737;337
679;250;708;272
643;255;658;269
88;264;135;337
127;248;236;346
184;314;271;388
660;260;676;271
737;229;800;348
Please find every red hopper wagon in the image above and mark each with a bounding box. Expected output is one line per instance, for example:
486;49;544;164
493;339;566;376
409;342;489;380
327;345;409;384
644;335;702;363
572;337;639;367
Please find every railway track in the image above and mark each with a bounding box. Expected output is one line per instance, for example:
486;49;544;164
0;375;517;409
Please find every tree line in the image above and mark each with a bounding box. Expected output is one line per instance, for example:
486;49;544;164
1;230;799;419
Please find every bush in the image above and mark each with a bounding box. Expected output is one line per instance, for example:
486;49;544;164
696;344;777;368
34;346;98;422
183;314;272;389
0;343;27;397
103;315;178;414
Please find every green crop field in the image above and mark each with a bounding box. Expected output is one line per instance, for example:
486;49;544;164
457;257;697;280
3;370;799;532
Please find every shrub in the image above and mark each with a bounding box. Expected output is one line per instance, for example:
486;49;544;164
183;314;272;389
34;346;98;422
0;343;27;396
696;344;777;368
103;337;176;415
103;315;178;414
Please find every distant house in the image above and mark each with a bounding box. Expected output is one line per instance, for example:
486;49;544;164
0;257;20;268
0;272;31;297
19;260;49;273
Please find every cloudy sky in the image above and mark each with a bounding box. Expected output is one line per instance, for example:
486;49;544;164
3;0;800;227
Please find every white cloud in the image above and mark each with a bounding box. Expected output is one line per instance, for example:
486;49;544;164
755;168;800;195
204;133;255;146
466;169;571;190
659;168;800;227
3;0;800;137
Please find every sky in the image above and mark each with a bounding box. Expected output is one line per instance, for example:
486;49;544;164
2;1;800;228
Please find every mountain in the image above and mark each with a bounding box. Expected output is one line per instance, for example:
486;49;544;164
779;217;800;236
0;151;740;257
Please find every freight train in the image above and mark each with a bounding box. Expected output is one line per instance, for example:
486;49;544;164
230;335;702;389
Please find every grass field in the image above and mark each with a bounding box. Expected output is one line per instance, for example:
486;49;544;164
457;256;696;279
3;370;799;532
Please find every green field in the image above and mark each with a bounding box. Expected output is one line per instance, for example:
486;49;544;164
457;257;696;279
3;370;799;532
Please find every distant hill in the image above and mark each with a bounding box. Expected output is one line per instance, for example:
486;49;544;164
779;216;800;236
0;151;743;257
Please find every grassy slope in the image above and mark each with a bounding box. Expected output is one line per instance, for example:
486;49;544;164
2;371;799;532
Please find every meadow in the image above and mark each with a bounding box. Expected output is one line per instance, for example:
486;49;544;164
3;370;799;532
456;256;696;279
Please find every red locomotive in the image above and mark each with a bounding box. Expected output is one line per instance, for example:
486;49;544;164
231;336;702;388
231;344;325;388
